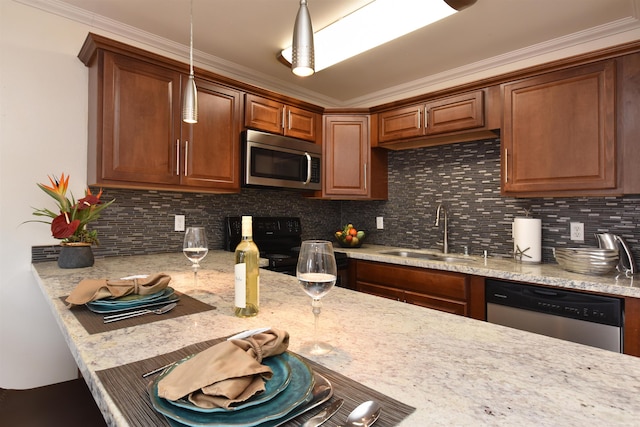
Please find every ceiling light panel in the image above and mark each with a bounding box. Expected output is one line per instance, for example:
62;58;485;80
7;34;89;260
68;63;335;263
281;0;457;72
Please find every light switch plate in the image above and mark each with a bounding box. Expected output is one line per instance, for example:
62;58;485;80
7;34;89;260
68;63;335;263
376;216;384;229
174;215;185;232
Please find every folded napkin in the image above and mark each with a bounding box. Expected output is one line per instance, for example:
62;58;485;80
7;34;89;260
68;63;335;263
157;328;290;409
65;273;171;306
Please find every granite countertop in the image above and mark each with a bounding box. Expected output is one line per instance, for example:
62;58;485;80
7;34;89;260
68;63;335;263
33;251;640;426
334;244;640;298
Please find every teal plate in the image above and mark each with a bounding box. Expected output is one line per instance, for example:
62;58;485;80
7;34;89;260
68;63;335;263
167;353;292;413
87;287;174;309
85;293;180;314
149;352;314;427
88;287;174;306
162;373;333;427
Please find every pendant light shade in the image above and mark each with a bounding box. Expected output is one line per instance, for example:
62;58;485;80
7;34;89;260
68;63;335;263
183;74;197;123
182;0;198;123
291;0;314;77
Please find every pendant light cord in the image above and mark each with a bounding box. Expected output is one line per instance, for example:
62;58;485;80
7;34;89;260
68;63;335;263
189;0;194;76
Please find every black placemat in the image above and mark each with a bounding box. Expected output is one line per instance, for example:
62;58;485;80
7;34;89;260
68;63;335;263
61;292;216;334
96;337;416;426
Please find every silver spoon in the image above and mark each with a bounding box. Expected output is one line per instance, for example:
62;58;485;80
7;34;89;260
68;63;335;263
338;400;381;427
103;302;177;323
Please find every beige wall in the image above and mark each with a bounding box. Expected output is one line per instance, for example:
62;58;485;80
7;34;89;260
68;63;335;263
1;0;90;387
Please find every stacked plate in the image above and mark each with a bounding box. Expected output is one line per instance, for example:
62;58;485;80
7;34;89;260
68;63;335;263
148;352;333;427
86;287;179;314
554;247;619;275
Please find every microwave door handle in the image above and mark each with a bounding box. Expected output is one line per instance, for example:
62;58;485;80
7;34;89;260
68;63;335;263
303;152;312;185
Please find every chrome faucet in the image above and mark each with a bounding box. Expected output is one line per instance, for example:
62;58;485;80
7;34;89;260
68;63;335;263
434;203;449;254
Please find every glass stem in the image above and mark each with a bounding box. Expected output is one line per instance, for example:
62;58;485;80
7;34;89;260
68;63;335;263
193;264;199;286
312;298;322;346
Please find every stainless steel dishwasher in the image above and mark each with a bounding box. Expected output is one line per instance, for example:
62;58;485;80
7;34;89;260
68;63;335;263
486;279;623;353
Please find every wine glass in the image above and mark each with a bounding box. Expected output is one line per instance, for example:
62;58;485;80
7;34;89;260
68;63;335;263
183;227;208;283
296;240;337;355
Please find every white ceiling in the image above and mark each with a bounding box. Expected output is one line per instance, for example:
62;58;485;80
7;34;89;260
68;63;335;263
18;0;640;108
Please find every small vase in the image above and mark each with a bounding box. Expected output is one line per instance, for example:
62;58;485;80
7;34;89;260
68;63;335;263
58;243;95;269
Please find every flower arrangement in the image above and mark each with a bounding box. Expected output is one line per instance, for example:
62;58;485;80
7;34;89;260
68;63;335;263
29;173;115;245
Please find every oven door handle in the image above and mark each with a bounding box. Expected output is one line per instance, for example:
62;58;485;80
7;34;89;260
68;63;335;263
303;152;312;185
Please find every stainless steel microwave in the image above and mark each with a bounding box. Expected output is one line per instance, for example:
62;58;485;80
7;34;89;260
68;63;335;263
243;130;322;191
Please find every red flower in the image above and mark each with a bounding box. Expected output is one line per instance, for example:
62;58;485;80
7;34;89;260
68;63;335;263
76;195;101;210
51;213;80;239
29;174;114;245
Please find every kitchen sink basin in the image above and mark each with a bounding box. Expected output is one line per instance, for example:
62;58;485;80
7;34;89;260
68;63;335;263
380;250;474;263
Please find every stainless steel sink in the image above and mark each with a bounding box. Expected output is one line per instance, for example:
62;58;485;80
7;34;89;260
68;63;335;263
380;250;474;263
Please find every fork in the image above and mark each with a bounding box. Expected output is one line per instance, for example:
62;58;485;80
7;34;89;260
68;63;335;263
103;302;177;323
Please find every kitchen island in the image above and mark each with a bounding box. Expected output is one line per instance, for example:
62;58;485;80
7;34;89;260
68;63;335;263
33;251;640;426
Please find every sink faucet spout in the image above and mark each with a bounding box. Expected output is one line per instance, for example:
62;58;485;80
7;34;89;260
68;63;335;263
435;203;449;254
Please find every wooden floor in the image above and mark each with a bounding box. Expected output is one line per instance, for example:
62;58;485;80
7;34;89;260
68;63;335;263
0;378;107;427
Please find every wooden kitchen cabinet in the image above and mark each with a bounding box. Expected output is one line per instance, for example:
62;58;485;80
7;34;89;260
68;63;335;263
353;260;484;319
377;89;499;149
90;51;182;187
244;94;321;142
501;60;616;196
79;33;242;193
181;78;242;191
321;114;387;200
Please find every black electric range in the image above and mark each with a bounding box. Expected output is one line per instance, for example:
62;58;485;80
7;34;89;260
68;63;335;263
224;216;348;280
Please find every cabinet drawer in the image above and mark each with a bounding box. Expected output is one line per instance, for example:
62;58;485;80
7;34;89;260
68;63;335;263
404;291;468;315
356;281;404;301
356;261;469;301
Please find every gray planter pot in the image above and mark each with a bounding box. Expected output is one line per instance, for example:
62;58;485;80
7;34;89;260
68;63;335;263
58;244;95;269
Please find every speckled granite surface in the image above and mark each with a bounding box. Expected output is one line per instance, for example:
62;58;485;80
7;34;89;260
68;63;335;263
335;244;640;298
33;251;640;426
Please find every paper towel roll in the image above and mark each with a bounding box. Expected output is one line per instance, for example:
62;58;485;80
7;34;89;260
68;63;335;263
513;217;542;263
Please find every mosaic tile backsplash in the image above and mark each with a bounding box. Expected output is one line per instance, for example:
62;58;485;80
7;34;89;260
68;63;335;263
33;137;640;265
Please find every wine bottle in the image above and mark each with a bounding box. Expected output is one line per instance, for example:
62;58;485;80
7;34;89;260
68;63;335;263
234;216;260;317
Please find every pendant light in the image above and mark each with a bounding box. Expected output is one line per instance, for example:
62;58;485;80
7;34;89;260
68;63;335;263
182;0;198;123
291;0;314;77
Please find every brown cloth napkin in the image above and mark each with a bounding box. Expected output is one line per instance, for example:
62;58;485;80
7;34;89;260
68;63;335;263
65;273;172;306
157;328;290;409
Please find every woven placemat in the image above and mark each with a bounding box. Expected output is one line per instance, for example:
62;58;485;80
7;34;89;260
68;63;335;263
62;293;216;334
96;338;416;427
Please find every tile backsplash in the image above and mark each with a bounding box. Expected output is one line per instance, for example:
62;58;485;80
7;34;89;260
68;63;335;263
342;138;640;262
33;137;640;265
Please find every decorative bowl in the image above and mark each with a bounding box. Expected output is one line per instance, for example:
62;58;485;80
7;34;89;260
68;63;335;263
334;225;365;248
554;247;618;275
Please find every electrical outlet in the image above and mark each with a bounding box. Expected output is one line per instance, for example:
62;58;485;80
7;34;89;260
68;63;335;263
376;216;384;229
174;215;185;232
570;222;584;241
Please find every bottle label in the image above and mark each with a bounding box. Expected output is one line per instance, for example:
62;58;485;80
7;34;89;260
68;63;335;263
234;263;247;308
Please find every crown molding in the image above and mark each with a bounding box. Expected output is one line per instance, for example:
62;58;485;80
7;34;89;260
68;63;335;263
15;0;640;108
347;15;640;108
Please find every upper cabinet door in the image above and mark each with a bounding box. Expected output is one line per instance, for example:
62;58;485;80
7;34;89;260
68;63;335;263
378;104;424;142
321;114;388;200
425;91;484;135
244;93;320;142
323;115;370;197
100;52;181;186
181;78;242;191
285;105;319;142
502;60;616;195
243;94;283;134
